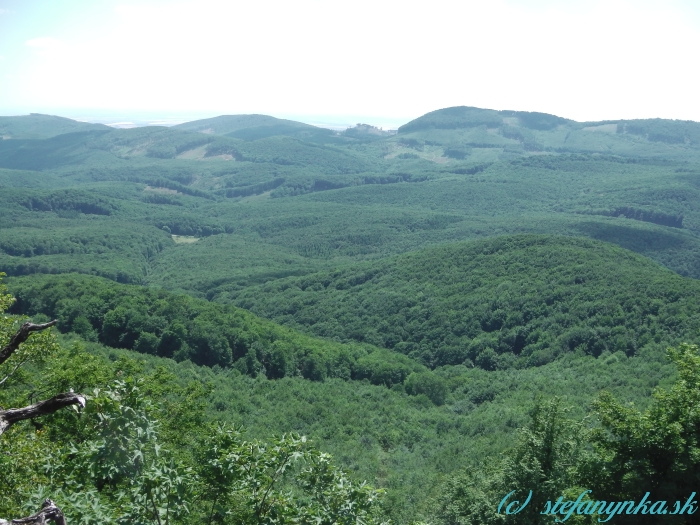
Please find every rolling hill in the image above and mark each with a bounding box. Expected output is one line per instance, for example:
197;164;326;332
173;113;341;142
173;114;315;135
224;235;700;368
393;106;700;163
0;113;110;139
2;109;700;296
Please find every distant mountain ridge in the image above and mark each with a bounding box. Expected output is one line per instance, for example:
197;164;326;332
3;104;700;290
173;114;316;135
399;106;572;133
396;106;700;160
172;114;342;142
399;106;700;137
0;113;110;139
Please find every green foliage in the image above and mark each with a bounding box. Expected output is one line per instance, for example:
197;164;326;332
7;109;700;524
0;223;169;284
0;269;685;524
87;126;213;160
398;106;700;160
7;273;431;388
206;135;378;173
433;398;587;525
14;375;388;525
403;372;447;405
0;131;110;171
434;344;700;524
0;274;59;516
620;119;700;145
0;114;109;139
229;235;700;369
343;124;393;142
586;343;700;506
5;115;700;296
72;332;677;524
399;106;506;132
443;143;471;159
173;114;368;144
1;282;388;524
15;188;117;215
0;273;60;389
34;379;193;525
197;426;386;524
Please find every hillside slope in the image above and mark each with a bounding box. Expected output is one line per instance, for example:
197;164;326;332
0;113;110;139
3;108;700;293
227;235;700;368
172;114;341;142
173;114;314;134
393;106;700;162
0;275;677;524
7;272;425;385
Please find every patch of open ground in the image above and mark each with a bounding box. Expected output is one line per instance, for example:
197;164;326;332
171;235;199;244
175;145;234;161
176;144;209;159
145;186;180;194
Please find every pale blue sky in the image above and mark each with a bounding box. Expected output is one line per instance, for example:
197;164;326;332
1;0;699;128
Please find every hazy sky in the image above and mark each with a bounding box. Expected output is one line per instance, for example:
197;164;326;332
1;0;699;127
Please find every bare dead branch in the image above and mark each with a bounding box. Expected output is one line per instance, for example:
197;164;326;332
0;392;86;437
0;315;77;525
0;499;67;525
0;320;57;367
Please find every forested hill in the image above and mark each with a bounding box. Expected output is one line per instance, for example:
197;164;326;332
6;272;426;386
172;114;339;142
0;113;110;139
10;235;700;379
172;114;313;135
397;105;700;160
226;235;700;369
172;115;390;143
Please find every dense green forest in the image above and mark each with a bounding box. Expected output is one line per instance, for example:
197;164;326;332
3;107;700;523
7;273;427;385
0;113;110;139
225;235;700;369
3;110;700;295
